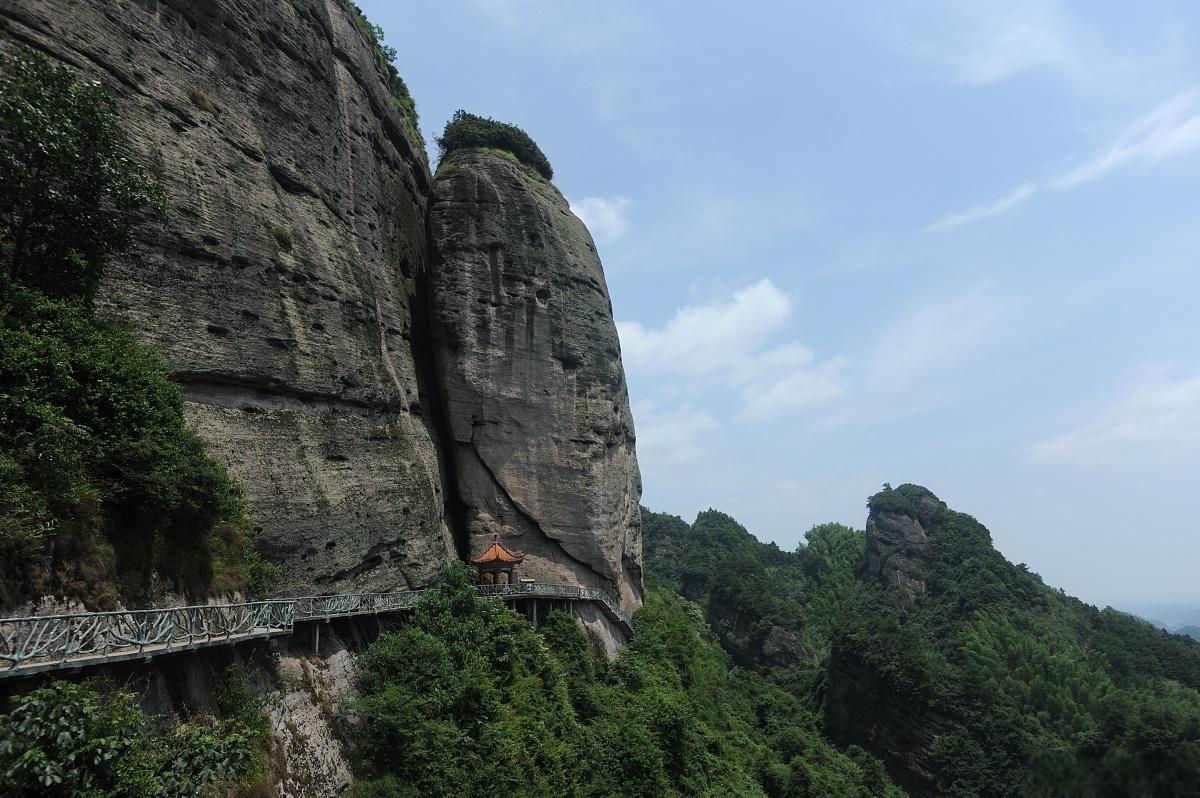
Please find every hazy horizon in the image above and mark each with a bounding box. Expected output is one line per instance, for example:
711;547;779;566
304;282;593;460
363;0;1200;609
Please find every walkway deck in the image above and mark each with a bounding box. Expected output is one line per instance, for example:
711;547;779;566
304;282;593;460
0;584;632;679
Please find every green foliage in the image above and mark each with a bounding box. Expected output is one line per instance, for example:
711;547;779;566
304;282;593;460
0;51;164;302
832;487;1200;796
0;680;263;797
642;508;868;695
269;224;293;252
0;280;268;604
346;3;424;156
647;494;1200;796
437;110;554;180
345;563;900;798
0;48;271;606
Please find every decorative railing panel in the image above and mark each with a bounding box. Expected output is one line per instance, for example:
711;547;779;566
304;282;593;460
0;584;630;677
0;601;294;674
293;591;424;620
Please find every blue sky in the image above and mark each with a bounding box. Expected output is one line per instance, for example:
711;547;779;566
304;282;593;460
361;0;1200;608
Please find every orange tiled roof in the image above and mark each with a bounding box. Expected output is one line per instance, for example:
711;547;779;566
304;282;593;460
469;534;525;565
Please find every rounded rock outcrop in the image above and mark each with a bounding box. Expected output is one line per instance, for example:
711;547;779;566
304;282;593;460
428;150;644;636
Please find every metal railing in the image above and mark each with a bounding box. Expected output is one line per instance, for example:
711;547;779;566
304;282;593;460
476;583;631;627
0;601;295;676
292;591;425;620
0;584;631;677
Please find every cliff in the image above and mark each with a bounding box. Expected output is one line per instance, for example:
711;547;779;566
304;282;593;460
865;486;945;609
0;0;641;624
429;150;643;617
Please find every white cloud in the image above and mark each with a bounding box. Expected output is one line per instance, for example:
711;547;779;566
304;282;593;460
867;287;1010;382
737;355;847;419
570;196;632;244
884;0;1075;85
1033;369;1200;463
630;401;717;465
467;0;646;55
618;279;844;420
932;90;1200;229
618;279;792;374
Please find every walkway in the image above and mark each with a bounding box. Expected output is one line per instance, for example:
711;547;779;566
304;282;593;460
0;583;632;679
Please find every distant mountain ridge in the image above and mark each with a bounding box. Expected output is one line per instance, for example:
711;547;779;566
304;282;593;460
1123;602;1200;635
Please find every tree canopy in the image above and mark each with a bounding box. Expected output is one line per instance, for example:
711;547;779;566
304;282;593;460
437;110;554;180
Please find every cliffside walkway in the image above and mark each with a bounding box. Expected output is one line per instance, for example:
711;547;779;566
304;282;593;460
0;583;632;679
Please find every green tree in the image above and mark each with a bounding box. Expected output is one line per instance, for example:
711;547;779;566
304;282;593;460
346;564;902;798
437;110;554;180
0;680;263;797
0;51;163;301
0;48;277;606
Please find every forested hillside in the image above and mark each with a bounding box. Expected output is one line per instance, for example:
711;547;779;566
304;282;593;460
340;563;902;798
644;486;1200;797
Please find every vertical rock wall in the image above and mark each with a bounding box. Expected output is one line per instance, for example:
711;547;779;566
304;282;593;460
1;0;456;594
1;2;643;620
428;151;644;622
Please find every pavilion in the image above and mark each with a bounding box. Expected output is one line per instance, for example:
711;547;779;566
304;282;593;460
470;533;525;585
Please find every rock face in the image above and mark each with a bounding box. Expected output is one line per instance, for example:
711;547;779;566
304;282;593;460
1;0;453;595
429;151;644;619
2;0;641;610
865;488;945;608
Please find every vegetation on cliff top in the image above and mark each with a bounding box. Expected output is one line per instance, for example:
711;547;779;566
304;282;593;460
0;50;278;607
437;110;555;180
343;562;901;798
347;2;425;159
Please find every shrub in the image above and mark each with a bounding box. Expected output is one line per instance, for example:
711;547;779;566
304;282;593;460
437;110;554;180
0;284;263;602
0;50;164;302
0;680;264;797
270;225;293;252
187;87;218;116
346;3;424;156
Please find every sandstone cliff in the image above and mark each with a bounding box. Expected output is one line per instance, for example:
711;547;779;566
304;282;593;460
865;485;945;608
429;151;643;618
0;0;641;619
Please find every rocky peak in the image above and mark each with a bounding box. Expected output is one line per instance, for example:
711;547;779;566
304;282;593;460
428;150;644;630
865;484;946;608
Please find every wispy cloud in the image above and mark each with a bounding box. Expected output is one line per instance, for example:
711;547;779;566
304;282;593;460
931;90;1200;229
866;286;1010;382
570;196;632;244
1033;368;1200;464
467;0;647;55
884;0;1075;85
631;401;717;465
618;279;844;420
